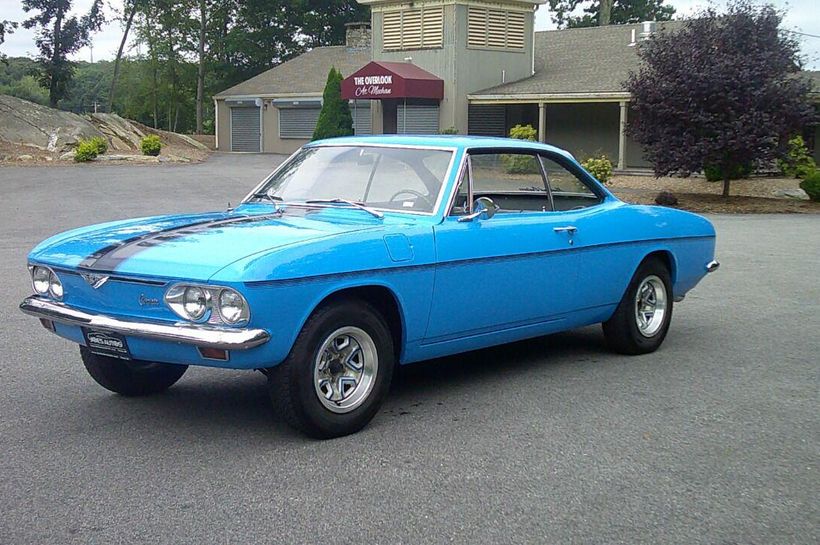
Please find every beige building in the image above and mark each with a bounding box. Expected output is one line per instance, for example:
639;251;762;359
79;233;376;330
214;0;820;167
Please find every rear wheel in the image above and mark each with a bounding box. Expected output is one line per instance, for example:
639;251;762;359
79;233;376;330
602;258;673;355
80;347;188;396
268;298;394;439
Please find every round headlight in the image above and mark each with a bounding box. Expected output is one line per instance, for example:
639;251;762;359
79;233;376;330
218;289;248;324
32;266;51;295
48;270;63;299
183;286;207;320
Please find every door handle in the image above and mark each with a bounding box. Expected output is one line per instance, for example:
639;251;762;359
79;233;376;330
553;226;577;233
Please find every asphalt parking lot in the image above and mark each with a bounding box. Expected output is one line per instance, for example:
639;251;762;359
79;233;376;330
1;154;818;544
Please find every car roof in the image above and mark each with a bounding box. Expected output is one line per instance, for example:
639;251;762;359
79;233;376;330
308;135;577;161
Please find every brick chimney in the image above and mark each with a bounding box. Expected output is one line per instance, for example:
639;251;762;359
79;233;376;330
345;22;371;49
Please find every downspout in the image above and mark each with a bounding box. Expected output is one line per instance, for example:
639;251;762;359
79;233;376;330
213;98;219;149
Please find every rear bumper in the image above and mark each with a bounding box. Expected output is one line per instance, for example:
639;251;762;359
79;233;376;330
19;296;270;351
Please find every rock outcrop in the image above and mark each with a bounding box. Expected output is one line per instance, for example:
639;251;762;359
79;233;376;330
0;95;103;152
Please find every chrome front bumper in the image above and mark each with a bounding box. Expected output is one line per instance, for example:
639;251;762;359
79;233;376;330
19;296;270;350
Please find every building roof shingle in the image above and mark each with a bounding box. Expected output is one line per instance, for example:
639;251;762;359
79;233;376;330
214;46;370;98
471;22;683;98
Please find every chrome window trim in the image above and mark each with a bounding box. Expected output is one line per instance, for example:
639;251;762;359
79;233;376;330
241;143;460;217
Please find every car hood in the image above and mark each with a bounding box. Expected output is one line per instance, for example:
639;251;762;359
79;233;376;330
29;207;383;280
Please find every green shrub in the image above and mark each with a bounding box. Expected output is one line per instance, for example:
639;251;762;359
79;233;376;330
502;124;539;173
89;136;108;155
312;67;353;140
799;171;820;201
439;126;459;135
778;135;816;178
74;140;99;162
581;155;613;183
508;124;537;141
140;134;162;156
703;162;752;182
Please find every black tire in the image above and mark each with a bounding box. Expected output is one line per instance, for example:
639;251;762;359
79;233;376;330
80;347;188;396
268;298;395;439
602;257;674;355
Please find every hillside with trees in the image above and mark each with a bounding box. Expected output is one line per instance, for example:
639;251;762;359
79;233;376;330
0;0;368;135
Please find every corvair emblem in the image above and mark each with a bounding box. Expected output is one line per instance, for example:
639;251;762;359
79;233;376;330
81;273;109;289
139;294;159;307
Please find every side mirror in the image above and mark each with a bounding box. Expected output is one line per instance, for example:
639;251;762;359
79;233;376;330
458;196;498;222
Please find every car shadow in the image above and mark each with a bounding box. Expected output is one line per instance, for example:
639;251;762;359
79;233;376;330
70;326;610;442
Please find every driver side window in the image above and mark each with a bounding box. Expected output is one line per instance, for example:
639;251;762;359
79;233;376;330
468;152;550;213
539;155;602;210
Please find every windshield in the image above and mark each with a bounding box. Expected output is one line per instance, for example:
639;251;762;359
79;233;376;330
250;145;454;214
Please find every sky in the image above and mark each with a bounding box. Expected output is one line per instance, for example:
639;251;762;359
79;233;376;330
1;0;818;69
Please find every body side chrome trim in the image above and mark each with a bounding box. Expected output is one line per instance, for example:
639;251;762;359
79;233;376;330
19;297;269;350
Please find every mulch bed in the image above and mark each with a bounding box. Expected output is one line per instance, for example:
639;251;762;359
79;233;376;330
612;188;820;214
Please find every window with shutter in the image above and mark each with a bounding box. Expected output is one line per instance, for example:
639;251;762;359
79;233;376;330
382;6;444;51
467;6;525;51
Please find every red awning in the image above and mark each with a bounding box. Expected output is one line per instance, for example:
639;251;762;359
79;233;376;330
341;61;444;100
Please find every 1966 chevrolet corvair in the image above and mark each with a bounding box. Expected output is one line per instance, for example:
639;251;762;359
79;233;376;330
20;136;718;438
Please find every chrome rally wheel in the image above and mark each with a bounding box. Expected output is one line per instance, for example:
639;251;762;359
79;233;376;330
313;326;378;414
267;298;395;439
603;257;673;355
634;275;668;338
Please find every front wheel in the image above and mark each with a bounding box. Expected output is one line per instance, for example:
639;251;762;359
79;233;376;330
80;347;188;396
602;258;673;355
268;298;395;439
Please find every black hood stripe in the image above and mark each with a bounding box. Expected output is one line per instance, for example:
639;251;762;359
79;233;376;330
79;213;283;271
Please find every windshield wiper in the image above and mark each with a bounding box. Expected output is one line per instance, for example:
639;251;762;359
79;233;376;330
250;191;285;213
305;198;384;219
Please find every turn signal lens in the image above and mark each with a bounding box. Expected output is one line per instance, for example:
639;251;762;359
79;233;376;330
32;266;50;295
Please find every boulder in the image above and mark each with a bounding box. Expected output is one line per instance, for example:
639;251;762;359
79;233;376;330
0;95;103;152
17;154;34;161
773;188;809;200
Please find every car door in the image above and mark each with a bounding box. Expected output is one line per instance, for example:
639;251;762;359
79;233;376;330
424;150;581;343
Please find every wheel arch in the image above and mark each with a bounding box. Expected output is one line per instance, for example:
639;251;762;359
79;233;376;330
304;283;406;362
642;249;677;285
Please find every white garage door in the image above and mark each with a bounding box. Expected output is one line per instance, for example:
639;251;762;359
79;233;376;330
397;104;440;134
231;107;261;152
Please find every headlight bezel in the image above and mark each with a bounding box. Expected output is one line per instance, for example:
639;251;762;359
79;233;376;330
30;265;63;301
217;288;250;325
164;283;250;326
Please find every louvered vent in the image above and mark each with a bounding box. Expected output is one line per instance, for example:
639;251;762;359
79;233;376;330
383;11;402;50
422;7;443;48
382;7;443;51
467;6;525;50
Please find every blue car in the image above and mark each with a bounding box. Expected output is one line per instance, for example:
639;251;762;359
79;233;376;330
20;136;719;438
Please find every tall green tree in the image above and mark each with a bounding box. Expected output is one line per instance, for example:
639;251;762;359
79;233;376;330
625;1;815;197
109;0;141;111
21;0;105;107
547;0;675;29
1;20;18;63
312;67;353;140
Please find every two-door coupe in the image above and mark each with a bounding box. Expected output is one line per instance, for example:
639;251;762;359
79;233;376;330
21;135;718;438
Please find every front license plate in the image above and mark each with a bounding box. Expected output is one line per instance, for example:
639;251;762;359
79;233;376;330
83;329;132;360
